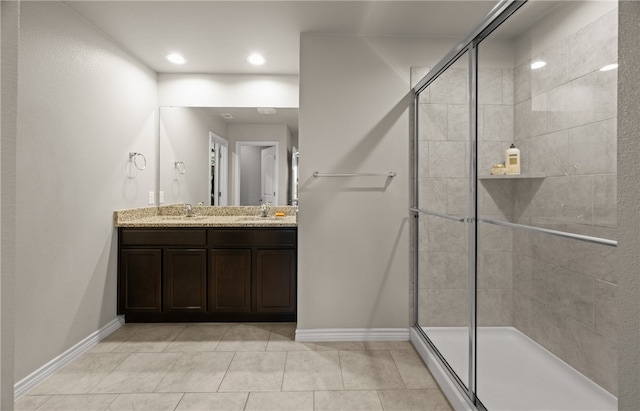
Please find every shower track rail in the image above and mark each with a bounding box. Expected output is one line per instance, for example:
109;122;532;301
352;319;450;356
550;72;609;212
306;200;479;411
409;208;617;247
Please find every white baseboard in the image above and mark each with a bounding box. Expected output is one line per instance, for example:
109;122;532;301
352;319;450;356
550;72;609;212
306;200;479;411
295;327;409;342
14;316;125;399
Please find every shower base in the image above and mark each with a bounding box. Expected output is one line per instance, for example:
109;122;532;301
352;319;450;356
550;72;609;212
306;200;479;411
411;326;617;411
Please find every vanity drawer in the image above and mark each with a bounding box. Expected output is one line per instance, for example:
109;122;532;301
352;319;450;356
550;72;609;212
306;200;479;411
120;229;207;246
210;228;296;247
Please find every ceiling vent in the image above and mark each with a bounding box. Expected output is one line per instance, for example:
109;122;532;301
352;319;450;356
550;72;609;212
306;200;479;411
257;107;277;115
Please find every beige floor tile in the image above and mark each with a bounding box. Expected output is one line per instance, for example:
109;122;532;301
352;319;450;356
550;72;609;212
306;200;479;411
36;394;117;410
218;351;286;392
378;389;453;411
365;341;414;350
390;349;438;389
155;352;234;393
28;353;129;395
314;390;383;411
315;341;366;351
87;338;124;354
245;391;314;410
107;393;183;410
87;324;143;354
267;324;316;351
14;395;51;411
163;324;228;352
90;353;181;394
112;325;186;353
216;324;273;352
175;393;248;410
339;350;405;390
282;351;343;391
21;324;454;411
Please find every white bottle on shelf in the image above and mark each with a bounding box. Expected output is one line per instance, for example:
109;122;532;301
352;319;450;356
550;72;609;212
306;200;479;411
505;144;521;175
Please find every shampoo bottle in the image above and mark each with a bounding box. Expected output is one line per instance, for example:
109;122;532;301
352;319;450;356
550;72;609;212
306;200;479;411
505;144;521;175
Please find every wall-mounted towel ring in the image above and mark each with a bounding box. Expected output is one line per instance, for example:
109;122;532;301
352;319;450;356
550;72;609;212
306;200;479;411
129;152;146;170
174;161;186;175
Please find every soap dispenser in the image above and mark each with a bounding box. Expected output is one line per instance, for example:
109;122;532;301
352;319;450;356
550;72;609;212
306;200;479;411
505;144;521;175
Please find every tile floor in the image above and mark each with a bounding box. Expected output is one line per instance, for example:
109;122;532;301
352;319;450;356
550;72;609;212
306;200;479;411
15;323;452;411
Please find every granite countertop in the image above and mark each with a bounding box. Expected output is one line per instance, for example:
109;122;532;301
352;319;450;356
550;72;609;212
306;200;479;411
114;204;297;228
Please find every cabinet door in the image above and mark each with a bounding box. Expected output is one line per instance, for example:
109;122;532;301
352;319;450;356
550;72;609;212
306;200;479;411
120;249;162;313
164;249;207;312
256;249;296;313
209;249;251;312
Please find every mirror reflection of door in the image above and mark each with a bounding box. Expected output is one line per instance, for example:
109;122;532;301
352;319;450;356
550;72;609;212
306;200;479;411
291;147;299;206
236;141;279;206
261;146;276;205
209;132;229;206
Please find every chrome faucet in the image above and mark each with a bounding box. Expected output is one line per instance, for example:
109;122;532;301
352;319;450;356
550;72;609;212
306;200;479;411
184;203;195;217
260;202;271;217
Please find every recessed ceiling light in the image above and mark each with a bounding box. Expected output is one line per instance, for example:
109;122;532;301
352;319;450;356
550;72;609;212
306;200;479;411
220;113;234;119
530;61;546;70
600;63;618;71
247;53;266;66
257;107;277;115
166;53;186;65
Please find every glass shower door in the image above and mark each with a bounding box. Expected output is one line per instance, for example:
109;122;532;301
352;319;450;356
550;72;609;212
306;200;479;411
474;1;618;409
414;50;473;391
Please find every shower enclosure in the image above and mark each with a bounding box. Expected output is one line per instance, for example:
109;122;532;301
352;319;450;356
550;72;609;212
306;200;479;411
410;1;618;409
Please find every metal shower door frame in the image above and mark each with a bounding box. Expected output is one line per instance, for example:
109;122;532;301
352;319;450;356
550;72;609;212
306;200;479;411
410;1;528;409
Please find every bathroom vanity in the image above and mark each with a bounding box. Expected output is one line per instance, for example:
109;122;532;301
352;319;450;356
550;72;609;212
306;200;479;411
114;206;297;322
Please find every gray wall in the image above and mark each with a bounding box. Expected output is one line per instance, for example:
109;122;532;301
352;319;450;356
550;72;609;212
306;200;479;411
15;1;157;382
158;74;298;108
298;34;456;330
617;1;640;408
1;0;19;407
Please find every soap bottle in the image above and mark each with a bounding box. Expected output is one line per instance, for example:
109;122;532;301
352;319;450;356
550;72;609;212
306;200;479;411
505;144;521;175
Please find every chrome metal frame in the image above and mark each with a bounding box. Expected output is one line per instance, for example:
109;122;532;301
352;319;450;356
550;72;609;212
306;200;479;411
480;218;617;247
467;44;479;401
312;171;396;178
409;208;465;223
412;92;420;327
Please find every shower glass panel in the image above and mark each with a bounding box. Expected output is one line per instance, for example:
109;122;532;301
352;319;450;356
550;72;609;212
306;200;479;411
415;50;471;390
475;1;618;409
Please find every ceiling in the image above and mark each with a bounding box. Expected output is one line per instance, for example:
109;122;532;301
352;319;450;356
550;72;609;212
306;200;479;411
63;1;559;132
64;1;506;75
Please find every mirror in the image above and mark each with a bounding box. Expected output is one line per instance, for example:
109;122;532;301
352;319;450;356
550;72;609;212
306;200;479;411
159;106;298;206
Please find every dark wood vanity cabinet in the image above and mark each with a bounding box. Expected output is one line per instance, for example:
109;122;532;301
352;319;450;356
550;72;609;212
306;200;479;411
209;249;252;313
120;249;162;312
256;249;296;313
164;249;207;313
117;227;296;322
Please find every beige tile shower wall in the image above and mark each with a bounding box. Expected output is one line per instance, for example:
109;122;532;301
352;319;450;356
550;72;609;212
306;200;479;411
413;64;516;327
511;6;617;395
